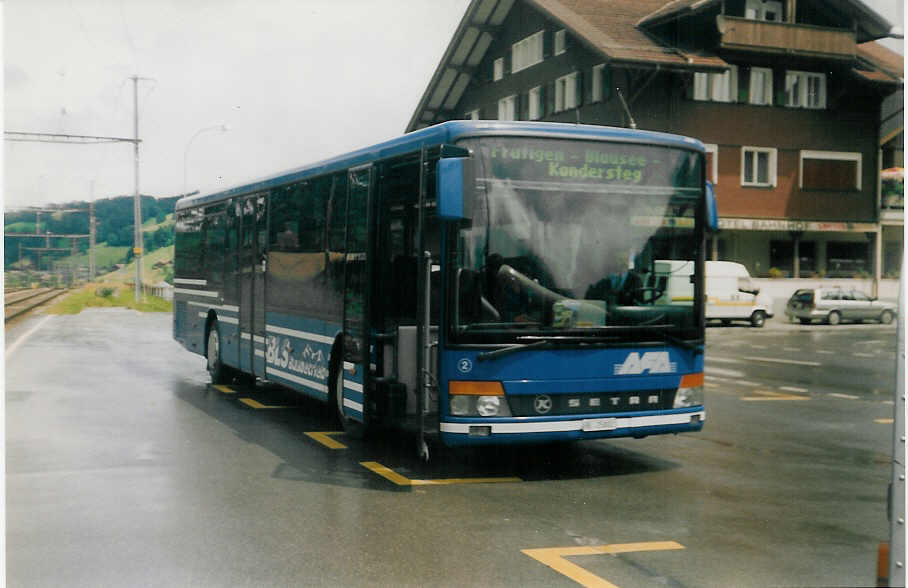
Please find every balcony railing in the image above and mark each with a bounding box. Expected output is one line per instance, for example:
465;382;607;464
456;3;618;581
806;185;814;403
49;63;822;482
716;16;856;59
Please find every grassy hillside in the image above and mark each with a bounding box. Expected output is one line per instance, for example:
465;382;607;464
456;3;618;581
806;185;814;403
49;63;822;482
5;222;37;233
60;244;131;271
103;245;174;285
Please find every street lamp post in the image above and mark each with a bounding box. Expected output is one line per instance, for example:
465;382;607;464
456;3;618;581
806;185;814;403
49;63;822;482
183;124;230;196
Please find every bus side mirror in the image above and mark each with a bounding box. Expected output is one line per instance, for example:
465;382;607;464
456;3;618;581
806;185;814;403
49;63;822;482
437;157;473;220
706;181;719;233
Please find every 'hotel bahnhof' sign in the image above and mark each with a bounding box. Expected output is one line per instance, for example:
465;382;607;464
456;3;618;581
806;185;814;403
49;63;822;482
719;218;878;232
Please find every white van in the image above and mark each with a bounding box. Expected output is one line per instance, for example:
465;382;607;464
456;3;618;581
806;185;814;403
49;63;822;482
652;260;774;327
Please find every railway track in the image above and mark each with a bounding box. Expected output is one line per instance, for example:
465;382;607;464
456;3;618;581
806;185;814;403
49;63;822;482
5;288;67;322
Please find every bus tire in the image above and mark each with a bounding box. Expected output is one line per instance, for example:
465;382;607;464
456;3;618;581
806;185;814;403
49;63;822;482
206;321;231;384
330;356;366;439
750;310;766;328
880;310;894;325
827;311;841;326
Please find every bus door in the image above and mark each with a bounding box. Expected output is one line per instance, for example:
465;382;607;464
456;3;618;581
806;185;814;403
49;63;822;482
238;193;268;377
340;165;373;423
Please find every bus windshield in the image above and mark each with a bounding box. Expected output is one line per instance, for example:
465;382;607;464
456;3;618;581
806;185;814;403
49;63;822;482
451;137;703;344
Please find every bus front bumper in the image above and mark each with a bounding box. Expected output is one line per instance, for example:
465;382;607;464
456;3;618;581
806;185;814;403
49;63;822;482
438;408;705;446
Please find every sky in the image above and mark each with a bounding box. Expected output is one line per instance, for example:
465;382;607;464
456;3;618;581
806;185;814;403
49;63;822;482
2;0;903;210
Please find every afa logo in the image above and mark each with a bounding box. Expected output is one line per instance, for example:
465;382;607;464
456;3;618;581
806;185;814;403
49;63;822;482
614;351;677;375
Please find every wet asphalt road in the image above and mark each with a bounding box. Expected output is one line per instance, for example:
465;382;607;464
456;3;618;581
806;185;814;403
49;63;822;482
5;308;899;587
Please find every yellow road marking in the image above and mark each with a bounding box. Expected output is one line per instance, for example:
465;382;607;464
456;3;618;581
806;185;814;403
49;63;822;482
361;461;413;485
875;418;894;424
212;385;236;394
742;389;808;401
238;397;291;409
410;477;522;486
305;431;348;449
359;461;521;486
522;541;685;588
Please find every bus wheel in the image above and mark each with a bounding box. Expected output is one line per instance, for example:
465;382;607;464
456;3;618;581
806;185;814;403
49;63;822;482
330;362;366;439
827;311;841;326
750;311;766;328
880;310;894;325
207;322;231;384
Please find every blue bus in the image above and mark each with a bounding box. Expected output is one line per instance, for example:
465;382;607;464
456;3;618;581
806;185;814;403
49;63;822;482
173;121;714;457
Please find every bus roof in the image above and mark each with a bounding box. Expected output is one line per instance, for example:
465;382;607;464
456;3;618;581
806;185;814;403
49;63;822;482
175;120;705;211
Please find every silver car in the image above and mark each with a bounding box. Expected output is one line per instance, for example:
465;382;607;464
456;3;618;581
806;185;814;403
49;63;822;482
785;287;896;325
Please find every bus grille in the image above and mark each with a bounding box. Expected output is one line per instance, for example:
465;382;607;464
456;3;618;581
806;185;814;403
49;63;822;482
507;390;676;417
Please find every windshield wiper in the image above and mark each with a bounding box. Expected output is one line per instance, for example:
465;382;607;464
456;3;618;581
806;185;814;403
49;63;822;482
661;332;704;353
477;340;550;362
477;334;626;362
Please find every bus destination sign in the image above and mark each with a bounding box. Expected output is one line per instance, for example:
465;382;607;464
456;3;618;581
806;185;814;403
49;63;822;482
483;139;700;189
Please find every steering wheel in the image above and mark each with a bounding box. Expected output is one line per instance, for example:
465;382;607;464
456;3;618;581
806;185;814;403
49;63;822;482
631;287;663;305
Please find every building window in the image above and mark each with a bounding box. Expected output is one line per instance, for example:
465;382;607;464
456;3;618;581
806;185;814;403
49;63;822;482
826;241;870;277
528;86;542;120
555;72;579;112
591;64;608;102
512;31;543;73
693;66;738;102
749;67;773;105
498;95;517;121
745;0;782;21
554;29;566;55
770;240;816;276
493;57;504;82
741;146;777;187
465;109;480;120
800;151;861;191
785;71;826;109
704;144;718;184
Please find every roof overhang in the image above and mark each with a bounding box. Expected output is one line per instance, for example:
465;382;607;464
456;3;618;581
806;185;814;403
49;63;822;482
406;0;515;132
407;0;730;132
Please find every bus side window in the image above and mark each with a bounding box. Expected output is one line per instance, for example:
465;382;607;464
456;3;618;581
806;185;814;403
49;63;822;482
223;202;238;302
302;177;330;252
270;183;302;253
325;173;348;317
376;157;419;325
175;207;206;279
328;173;348;253
204;212;226;286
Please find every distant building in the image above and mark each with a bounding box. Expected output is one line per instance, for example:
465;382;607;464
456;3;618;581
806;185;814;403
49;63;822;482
409;0;904;282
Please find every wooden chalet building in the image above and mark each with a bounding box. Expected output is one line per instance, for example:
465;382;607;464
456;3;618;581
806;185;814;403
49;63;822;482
408;0;904;283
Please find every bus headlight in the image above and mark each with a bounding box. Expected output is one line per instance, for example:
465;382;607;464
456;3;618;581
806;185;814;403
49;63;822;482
477;396;501;417
448;381;512;417
674;373;704;408
450;395;472;416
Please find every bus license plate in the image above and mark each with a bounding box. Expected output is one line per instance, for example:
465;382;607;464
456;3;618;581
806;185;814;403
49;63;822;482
582;418;618;432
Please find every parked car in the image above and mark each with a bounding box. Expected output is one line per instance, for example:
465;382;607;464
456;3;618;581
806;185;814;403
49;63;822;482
784;287;896;325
